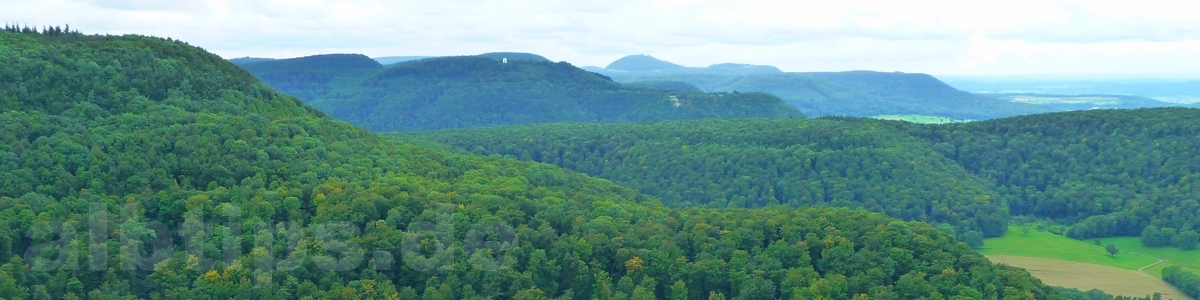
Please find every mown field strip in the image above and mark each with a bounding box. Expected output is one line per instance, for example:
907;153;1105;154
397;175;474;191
988;255;1193;300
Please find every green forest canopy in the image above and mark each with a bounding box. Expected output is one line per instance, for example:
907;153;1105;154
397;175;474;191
410;108;1200;252
0;27;1115;300
403;119;1009;246
913;108;1200;249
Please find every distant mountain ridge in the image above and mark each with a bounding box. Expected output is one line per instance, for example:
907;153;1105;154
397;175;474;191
606;54;684;71
228;56;276;66
590;55;1051;119
476;52;552;62
630;71;1050;120
238;52;803;131
597;54;782;77
372;56;433;65
239;54;383;101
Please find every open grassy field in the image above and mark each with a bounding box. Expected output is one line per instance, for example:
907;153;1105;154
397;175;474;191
981;226;1200;298
989;256;1192;300
1096;236;1200;276
979;227;1159;270
871;114;971;124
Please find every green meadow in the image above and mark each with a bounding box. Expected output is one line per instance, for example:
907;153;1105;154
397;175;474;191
1097;236;1200;276
980;226;1158;270
982;226;1200;276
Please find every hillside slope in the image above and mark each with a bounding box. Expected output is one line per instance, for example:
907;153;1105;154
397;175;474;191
910;108;1200;247
0;29;1082;300
413;107;1200;252
403;118;1009;241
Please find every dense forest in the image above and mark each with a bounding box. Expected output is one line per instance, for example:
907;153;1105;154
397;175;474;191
912;108;1200;248
240;54;803;131
412;108;1200;252
404;119;1008;246
0;27;1111;299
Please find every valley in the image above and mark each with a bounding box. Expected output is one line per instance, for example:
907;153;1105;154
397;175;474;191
405;108;1200;299
1;22;1197;300
0;26;1096;300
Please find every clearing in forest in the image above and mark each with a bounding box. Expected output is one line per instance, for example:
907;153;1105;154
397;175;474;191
988;255;1193;300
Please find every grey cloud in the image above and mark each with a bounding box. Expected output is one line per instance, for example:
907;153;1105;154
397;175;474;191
985;3;1200;43
83;0;211;12
5;0;1200;77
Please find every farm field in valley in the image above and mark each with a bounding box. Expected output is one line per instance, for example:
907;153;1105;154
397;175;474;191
988;256;1193;299
981;227;1200;298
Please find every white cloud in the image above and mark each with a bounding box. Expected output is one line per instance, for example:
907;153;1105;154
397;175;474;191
1;0;1197;77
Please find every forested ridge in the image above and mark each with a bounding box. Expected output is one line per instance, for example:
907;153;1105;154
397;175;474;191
0;27;1100;299
411;108;1200;253
241;54;803;132
590;54;1051;119
912;108;1200;249
599;55;782;77
628;72;1051;120
238;54;382;101
404;119;1009;245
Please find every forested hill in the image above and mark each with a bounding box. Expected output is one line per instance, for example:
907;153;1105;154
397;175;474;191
244;54;803;131
412;107;1200;252
0;29;1086;299
911;108;1200;248
403;119;1010;244
326;56;804;131
239;54;383;101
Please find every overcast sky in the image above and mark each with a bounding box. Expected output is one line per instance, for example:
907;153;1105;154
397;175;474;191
4;0;1199;77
